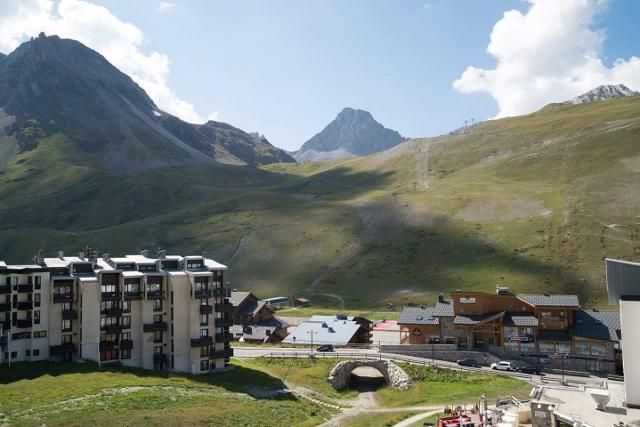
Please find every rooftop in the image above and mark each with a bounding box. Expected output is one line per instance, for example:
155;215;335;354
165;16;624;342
517;294;580;307
283;315;362;345
454;311;504;325
398;306;440;325
503;312;539;327
571;310;620;342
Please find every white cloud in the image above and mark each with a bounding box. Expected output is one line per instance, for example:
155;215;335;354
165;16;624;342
453;0;640;118
157;2;175;13
0;0;206;124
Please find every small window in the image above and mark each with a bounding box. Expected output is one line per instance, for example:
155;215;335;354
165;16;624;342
34;294;41;307
153;330;163;343
26;350;31;357
121;349;131;359
153;299;162;311
33;331;47;338
33;349;40;357
35;276;41;290
62;319;72;332
11;351;17;359
200;328;208;337
34;311;40;325
200;359;209;371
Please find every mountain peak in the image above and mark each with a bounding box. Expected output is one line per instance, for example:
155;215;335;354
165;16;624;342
294;108;406;161
568;84;639;104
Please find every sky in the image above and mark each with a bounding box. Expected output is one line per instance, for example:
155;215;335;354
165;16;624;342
1;0;639;151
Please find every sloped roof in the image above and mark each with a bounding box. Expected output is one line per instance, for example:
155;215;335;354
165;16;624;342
283;317;360;345
454;311;504;325
398;307;439;325
503;312;539;327
571;310;620;342
518;294;580;307
434;300;455;316
229;291;253;306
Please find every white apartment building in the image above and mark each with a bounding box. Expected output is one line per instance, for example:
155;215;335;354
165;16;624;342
0;250;233;374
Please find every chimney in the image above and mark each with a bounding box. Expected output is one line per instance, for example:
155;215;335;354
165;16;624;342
86;247;98;264
102;253;110;261
438;294;444;303
36;250;44;266
140;249;149;258
158;250;166;259
201;251;208;258
78;251;85;259
58;250;64;260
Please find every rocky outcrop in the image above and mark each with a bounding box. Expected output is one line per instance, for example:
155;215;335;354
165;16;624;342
327;360;410;390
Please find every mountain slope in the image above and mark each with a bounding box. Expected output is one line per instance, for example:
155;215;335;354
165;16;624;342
3;92;640;309
0;33;293;167
568;84;639;104
294;107;406;161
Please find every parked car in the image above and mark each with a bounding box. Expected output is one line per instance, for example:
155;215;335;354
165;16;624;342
456;358;480;368
490;361;514;371
316;344;334;352
517;366;541;375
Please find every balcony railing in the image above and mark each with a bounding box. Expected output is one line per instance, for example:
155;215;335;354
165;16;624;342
17;284;33;293
193;289;214;299
99;340;116;351
15;319;32;328
153;353;168;363
15;301;33;310
101;292;121;301
214;303;233;314
62;309;78;319
216;317;233;328
0;285;11;294
215;332;231;342
199;305;213;315
209;348;233;359
50;343;76;355
101;324;125;332
53;294;73;303
123;291;142;300
143;321;167;332
120;339;133;350
190;336;214;347
146;290;165;300
0;303;10;312
101;308;123;317
212;287;226;297
0;320;10;330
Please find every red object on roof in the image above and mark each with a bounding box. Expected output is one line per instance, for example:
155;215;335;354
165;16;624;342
437;415;474;427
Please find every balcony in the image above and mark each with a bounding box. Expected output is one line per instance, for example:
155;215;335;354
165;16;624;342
199;305;213;315
214;303;233;314
120;339;133;350
0;303;10;312
193;289;214;299
190;336;214;347
102;307;123;317
101;324;125;333
209;348;233;359
62;309;78;319
215;332;231;342
212;287;226;297
143;321;167;332
123;291;143;300
53;293;73;303
0;285;11;294
17;284;33;293
16;301;33;310
50;343;76;355
146;290;165;300
0;320;10;330
99;340;116;351
16;319;32;328
216;317;233;328
101;292;121;301
153;353;168;363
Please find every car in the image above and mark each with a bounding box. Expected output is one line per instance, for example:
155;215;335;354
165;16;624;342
456;358;480;368
316;344;334;352
517;366;541;375
490;361;514;371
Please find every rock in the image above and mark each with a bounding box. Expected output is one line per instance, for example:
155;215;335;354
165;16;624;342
327;360;410;390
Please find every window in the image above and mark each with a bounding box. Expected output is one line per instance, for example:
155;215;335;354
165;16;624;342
122;316;131;328
200;359;209;371
35;276;41;290
101;283;117;293
154;346;163;355
556;343;571;353
153;314;162;323
33;349;40;357
34;294;41;307
34;310;40;325
153;299;162;312
100;349;119;361
200;313;208;326
33;331;47;338
11;351;17;359
121;349;131;359
62;334;73;344
122;332;131;341
124;281;140;293
200;346;208;357
122;301;131;312
575;342;590;355
591;343;606;356
153;330;163;343
200;328;208;337
62;319;72;332
539;342;555;353
26;350;31;357
63;302;72;311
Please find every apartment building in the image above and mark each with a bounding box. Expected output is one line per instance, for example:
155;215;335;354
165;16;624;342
0;251;233;374
398;288;621;374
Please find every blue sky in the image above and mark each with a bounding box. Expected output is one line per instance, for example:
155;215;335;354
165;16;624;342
1;0;639;151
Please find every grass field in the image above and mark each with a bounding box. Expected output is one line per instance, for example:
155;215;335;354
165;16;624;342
0;360;334;427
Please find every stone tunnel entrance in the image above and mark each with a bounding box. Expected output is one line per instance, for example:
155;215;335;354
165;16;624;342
349;366;386;392
328;360;410;390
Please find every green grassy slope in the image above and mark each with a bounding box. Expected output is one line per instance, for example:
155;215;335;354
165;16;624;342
1;98;639;308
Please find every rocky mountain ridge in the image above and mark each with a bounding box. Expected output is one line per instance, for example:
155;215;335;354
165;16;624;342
568;84;639;104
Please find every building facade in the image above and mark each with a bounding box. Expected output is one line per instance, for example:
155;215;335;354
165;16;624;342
398;288;620;374
230;291;289;343
0;251;233;374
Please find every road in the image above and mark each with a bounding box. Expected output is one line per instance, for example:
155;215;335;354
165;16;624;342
232;346;609;387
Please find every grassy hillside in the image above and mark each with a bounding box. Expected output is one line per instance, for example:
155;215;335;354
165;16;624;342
1;98;639;308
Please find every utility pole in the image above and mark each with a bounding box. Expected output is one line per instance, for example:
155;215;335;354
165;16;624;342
307;330;314;356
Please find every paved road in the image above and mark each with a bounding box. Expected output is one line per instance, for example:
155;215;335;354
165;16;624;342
233;346;608;387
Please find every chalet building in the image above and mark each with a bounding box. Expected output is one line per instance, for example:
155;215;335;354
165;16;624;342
229;291;289;343
283;314;373;346
0;250;233;374
399;288;621;374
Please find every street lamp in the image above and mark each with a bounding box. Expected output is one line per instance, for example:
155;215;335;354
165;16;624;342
306;330;314;356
